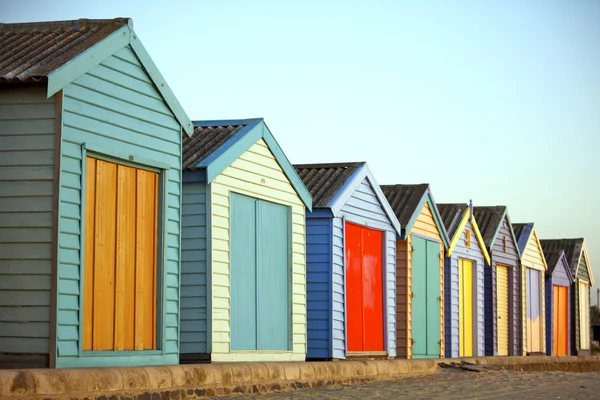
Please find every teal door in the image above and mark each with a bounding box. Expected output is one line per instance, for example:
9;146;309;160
230;193;291;351
411;236;442;358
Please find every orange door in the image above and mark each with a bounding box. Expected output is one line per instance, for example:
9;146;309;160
83;157;158;351
345;222;384;352
553;285;569;356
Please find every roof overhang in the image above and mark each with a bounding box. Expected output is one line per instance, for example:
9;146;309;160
403;189;450;248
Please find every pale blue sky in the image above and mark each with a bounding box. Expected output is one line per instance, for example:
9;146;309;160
4;0;600;302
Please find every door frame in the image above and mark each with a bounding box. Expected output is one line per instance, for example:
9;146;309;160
342;216;390;357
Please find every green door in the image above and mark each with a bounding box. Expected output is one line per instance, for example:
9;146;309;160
230;193;291;351
411;236;442;358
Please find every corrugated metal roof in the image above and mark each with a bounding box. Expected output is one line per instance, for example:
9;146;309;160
0;18;129;83
437;203;468;238
540;238;584;275
472;206;506;248
294;162;364;208
182;124;245;171
380;184;429;228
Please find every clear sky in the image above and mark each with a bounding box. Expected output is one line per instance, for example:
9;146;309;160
4;1;600;302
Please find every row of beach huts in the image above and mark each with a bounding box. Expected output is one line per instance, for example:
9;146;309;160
0;18;594;369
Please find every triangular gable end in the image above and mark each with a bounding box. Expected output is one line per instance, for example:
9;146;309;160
46;19;193;135
488;210;522;260
327;164;401;236
556;251;575;284
197;119;312;211
403;190;450;248
524;226;549;272
447;209;491;266
580;242;595;286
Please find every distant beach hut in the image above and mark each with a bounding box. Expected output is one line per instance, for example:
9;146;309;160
294;162;401;360
438;203;491;358
380;184;450;359
512;223;548;355
473;206;521;356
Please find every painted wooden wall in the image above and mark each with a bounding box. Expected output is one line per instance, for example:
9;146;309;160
305;216;333;359
486;218;521;356
573;254;591;354
334;178;397;358
180;182;208;355
396;203;444;359
56;45;183;368
545;259;571;356
519;229;546;355
209;138;306;362
444;219;485;358
0;86;56;359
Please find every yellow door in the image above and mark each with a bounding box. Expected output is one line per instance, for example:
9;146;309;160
496;265;509;356
459;259;473;357
579;281;590;350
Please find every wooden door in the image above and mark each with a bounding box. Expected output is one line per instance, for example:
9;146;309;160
346;222;384;352
83;157;158;351
459;259;474;357
230;193;291;351
579;281;590;350
553;285;569;356
496;265;509;356
526;268;542;352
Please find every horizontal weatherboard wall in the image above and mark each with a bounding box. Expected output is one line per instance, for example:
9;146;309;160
0;86;56;360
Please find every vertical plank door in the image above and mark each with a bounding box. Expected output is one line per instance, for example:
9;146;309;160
496;265;509;356
553;285;568;356
345;222;364;352
425;240;441;357
459;259;473;357
361;227;384;352
411;236;427;356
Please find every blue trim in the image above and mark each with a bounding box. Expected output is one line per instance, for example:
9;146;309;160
516;223;534;255
191;119;313;210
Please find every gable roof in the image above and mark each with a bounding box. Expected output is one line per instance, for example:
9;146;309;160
512;223;549;271
380;184;449;247
539;238;593;285
473;206;521;258
540;244;574;282
437;203;491;265
183;118;312;210
0;18;192;135
294;162;363;208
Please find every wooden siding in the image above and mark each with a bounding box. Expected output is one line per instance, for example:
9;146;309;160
331;217;345;358
519;228;546;355
397;203;444;359
487;218;521;356
57;45;182;368
180;183;208;354
305;217;333;358
337;178;397;357
0;86;55;356
209;138;306;362
444;219;485;358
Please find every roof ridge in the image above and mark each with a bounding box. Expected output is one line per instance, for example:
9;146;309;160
0;18;130;32
294;161;365;169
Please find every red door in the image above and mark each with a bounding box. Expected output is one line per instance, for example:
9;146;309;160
345;222;384;352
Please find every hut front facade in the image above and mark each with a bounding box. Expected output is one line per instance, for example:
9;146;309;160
540;244;573;356
512;223;548;355
473;206;521;356
294;162;400;360
180;119;312;363
0;18;193;368
539;239;594;355
438;203;490;358
380;184;449;359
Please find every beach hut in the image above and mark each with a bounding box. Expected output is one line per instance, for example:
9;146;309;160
538;239;594;355
0;18;193;368
180;119;312;363
540;243;573;356
512;223;548;355
472;206;521;356
294;162;400;360
437;203;490;358
380;184;450;359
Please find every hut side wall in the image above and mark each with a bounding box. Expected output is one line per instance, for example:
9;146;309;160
180;182;208;356
488;217;521;356
396;238;409;358
305;216;333;359
57;45;183;368
209;138;306;362
337;177;397;357
331;216;346;359
444;219;485;358
0;86;56;363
